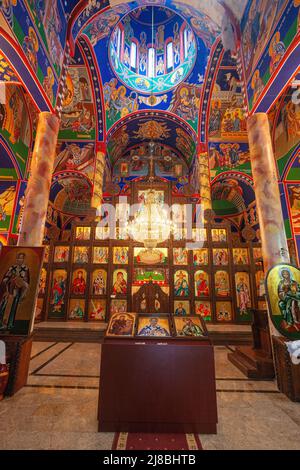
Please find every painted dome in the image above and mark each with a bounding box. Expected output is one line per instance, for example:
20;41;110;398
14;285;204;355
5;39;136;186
109;5;197;94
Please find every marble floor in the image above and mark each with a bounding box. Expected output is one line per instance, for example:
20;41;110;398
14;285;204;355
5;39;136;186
0;342;300;450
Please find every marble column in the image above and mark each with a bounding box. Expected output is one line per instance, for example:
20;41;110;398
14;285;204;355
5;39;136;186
198;151;212;219
247;113;290;272
18;112;60;246
91;142;106;215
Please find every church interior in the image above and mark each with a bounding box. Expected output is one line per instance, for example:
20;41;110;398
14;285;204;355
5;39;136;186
0;0;300;451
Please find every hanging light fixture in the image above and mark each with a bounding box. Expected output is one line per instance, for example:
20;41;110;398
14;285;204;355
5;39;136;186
126;7;175;252
126;142;175;250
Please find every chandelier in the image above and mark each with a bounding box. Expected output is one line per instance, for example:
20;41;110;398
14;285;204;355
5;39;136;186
127;189;174;249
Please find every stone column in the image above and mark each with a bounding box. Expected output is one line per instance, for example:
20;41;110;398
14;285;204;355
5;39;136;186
247;113;290;272
91;142;106;215
18;112;60;246
198;151;212;219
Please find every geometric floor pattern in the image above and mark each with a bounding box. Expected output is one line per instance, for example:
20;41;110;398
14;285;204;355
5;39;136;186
0;343;300;450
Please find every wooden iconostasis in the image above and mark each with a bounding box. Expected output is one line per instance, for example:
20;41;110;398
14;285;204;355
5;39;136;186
37;182;266;325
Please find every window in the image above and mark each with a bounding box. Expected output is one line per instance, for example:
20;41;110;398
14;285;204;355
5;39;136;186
167;42;174;70
130;41;137;70
117;27;121;58
184;27;189;59
148;47;156;78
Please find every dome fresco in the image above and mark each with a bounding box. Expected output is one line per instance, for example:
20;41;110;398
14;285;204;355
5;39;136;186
109;6;197;94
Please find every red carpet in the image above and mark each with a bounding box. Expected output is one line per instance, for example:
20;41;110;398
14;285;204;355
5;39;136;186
112;432;203;450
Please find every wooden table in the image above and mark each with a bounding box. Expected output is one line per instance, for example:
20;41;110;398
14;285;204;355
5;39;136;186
98;337;218;433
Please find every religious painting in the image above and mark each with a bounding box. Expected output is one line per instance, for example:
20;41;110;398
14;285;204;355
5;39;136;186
173;248;188;265
0;183;16;233
174;317;206;338
195;301;212;322
68;299;85;320
213;248;229;266
174;301;190;316
212;228;227;243
253;247;263;263
120;162;129;176
113;247;129;265
174;270;189;297
193;249;209;266
54;246;70;263
112;269;127;295
137;316;171;337
60;67;95;140
216;302;232;322
93;247;109;264
92;269;107;295
75;226;91;241
35;298;44;323
169;83;202;130
89;299;106;321
110;299;127;316
138;189;164;205
106;313;136;337
266;264;300;340
233;248;249;265
287;185;300;235
192;228;207;242
103;80;138;130
73;246;89;264
215;271;230;297
134;247;168;265
0;247;44;335
54;142;95;177
275;91;300;161
38;268;47;296
235;272;252;320
49;269;67;319
43;245;50;264
256;270;265;297
209;142;251;177
95;226;110;240
194;270;209;297
133;268;168;285
71;269;87;295
0;86;31;175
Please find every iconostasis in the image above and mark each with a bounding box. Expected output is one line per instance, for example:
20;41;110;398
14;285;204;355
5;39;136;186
36;181;265;325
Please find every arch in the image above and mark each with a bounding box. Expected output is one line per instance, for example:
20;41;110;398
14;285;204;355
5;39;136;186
282;144;300;182
251;37;300;114
0;28;53;112
106;109;198;168
0;136;22;180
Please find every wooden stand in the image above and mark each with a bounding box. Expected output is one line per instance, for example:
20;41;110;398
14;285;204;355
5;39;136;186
273;335;300;402
0;335;33;396
98;337;218;433
228;310;275;379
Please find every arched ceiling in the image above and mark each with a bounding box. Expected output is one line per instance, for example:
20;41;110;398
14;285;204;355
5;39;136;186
106;111;197;167
79;0;220;134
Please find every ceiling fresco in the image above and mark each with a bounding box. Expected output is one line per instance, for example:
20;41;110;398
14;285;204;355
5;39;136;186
81;0;220;133
0;83;32;178
106;111;197;167
0;52;19;82
241;0;300;110
108;6;197;94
